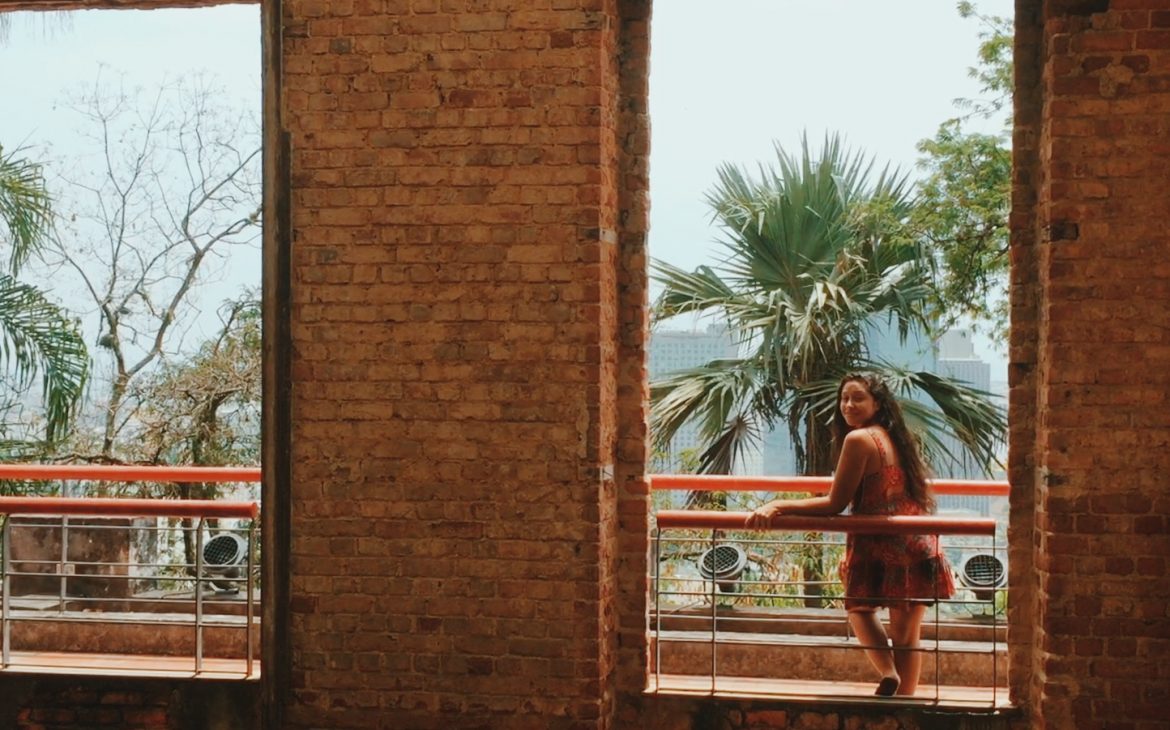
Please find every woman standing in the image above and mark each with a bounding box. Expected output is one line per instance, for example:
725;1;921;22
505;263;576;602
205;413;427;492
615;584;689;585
746;373;955;697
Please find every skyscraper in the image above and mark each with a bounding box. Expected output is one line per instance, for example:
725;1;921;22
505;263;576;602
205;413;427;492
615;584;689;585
647;323;742;473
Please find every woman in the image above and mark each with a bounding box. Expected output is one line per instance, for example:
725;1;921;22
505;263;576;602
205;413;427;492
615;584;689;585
746;373;955;697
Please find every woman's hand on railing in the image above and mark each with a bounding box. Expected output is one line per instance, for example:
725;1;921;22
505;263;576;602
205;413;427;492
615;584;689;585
746;500;785;529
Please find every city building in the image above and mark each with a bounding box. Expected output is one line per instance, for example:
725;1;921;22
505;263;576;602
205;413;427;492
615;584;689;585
647;322;741;474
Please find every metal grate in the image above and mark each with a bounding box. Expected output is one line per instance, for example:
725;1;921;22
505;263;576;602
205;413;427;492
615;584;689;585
698;545;746;581
203;534;243;567
962;554;1004;587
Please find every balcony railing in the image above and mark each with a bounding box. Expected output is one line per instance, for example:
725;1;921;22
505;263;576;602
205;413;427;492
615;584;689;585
0;464;261;680
647;475;1009;710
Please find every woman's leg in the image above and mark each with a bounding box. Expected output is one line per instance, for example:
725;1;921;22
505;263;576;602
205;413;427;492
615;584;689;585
887;603;928;696
847;609;898;693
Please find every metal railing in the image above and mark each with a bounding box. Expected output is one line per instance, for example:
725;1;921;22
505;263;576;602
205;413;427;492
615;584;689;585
0;464;261;679
648;475;1009;708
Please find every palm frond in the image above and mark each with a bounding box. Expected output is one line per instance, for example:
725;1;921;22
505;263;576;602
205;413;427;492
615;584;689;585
649;358;760;453
873;363;1006;475
0;274;89;440
0;145;53;275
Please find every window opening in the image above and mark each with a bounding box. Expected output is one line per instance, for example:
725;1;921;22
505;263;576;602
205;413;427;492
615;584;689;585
645;0;1015;707
0;3;264;679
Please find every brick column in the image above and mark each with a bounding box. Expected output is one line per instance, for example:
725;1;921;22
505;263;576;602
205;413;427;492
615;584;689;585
281;1;645;726
1016;1;1170;726
1009;0;1043;712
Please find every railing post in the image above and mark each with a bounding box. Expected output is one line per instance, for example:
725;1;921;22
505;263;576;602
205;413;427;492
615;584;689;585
2;515;10;667
649;526;659;692
195;518;205;674
59;517;69;614
709;527;717;695
933;530;942;702
247;521;255;678
993;530;1000;709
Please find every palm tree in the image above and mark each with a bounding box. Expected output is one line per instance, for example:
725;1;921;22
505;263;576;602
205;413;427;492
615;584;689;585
1;144;88;450
650;134;1005;604
652;133;1004;476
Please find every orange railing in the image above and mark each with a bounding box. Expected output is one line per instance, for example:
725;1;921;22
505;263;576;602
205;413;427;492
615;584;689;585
655;511;996;535
0;464;260;483
0;464;261;679
647;475;1008;708
649;474;1010;497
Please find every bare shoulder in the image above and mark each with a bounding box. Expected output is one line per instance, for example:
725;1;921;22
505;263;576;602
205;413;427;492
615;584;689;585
840;428;880;460
842;428;879;450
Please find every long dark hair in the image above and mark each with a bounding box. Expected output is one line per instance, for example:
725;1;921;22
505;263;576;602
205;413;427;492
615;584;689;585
830;372;934;512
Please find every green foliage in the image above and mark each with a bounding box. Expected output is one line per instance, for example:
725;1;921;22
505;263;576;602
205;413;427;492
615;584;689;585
0;144;89;449
653;528;846;610
0;144;52;275
134;295;262;474
0;274;89;444
916;4;1013;342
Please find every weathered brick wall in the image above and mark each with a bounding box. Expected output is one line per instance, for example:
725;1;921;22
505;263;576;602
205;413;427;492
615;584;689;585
281;0;640;726
1009;0;1043;713
0;678;260;730
12;686;173;730
611;0;653;726
1013;0;1170;727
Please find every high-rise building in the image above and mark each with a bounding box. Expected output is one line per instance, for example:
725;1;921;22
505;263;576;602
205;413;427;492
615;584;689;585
934;329;1000;516
647;323;742;473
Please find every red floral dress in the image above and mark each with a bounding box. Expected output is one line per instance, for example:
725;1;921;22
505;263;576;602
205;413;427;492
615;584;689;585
839;428;955;611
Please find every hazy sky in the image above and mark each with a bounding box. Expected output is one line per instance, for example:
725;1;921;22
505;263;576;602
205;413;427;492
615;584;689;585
1;1;1013;375
1;5;263;351
1;6;261;151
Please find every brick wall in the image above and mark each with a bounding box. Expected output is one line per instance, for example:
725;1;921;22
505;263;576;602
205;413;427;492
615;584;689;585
0;678;259;730
281;0;642;726
1009;0;1043;713
1014;0;1170;727
611;1;652;726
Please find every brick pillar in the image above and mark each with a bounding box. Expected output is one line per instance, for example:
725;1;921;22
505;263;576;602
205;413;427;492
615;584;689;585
611;0;653;726
1009;0;1043;712
281;1;647;726
1014;1;1170;726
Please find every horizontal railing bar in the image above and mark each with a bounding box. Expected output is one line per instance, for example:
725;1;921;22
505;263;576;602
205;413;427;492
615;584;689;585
0;497;258;519
649;474;1008;497
655;511;996;535
3;612;255;627
0;464;260;483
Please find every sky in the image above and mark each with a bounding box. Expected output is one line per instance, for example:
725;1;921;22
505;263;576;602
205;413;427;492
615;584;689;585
0;5;263;356
1;1;1014;378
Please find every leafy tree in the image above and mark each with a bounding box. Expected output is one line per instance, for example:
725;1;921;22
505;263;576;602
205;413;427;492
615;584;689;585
130;295;261;567
41;73;262;461
0;144;89;455
915;2;1012;342
134;295;261;473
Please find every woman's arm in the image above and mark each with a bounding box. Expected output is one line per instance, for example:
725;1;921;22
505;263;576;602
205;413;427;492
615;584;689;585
745;430;875;527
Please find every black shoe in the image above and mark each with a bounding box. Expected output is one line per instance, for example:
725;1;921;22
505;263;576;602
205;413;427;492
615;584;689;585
875;677;900;697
